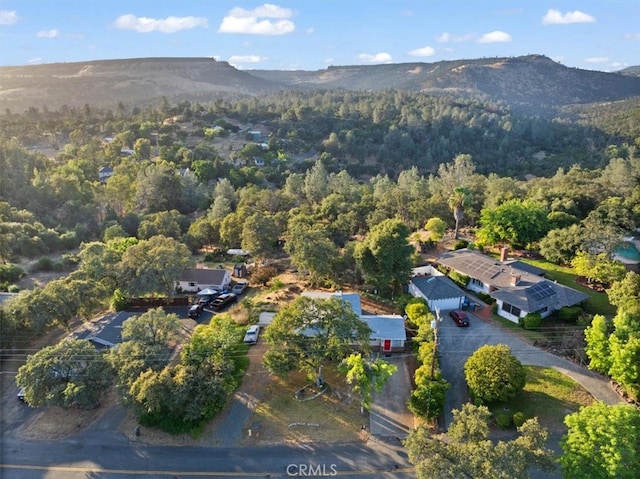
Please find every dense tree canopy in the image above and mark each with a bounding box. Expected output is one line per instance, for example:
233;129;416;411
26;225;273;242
405;403;555;479
464;344;526;403
560;402;640;479
16;339;112;409
355;218;414;297
263;296;372;387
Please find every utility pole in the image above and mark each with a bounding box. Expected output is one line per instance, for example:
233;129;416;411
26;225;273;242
430;307;441;380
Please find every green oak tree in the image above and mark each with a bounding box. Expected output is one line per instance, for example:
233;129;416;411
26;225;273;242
355;218;414;297
477;199;549;249
464;344;526;403
16;339;112;409
121;307;182;347
560;402;640;479
118;235;193;297
584;314;612;374
405;403;555;479
339;353;397;411
263;296;371;387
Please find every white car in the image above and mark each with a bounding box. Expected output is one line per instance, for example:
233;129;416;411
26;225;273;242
243;325;260;344
232;281;248;295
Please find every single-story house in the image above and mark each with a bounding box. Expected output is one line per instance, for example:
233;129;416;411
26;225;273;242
301;291;362;315
360;315;407;353
437;249;589;323
409;275;466;312
301;291;406;353
176;267;232;293
98;166;114;184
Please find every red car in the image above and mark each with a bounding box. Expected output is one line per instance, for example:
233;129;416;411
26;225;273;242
449;310;470;327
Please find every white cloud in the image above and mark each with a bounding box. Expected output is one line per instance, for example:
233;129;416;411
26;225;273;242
408;46;436;57
37;29;59;39
229;54;265;64
477;31;512;43
306;27;314;34
0;10;18;25
435;32;474;43
542;9;595;25
358;52;393;63
114;14;208;33
27;57;42;65
218;4;295;35
624;33;640;40
585;57;609;64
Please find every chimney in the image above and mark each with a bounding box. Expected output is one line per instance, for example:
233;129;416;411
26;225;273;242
500;247;509;262
510;275;521;286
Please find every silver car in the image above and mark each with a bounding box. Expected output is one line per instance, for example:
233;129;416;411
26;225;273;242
243;325;260;344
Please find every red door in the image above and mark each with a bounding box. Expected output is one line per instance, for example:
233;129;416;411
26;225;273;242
383;339;391;352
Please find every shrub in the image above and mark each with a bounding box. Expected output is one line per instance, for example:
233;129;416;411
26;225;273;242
408;379;449;420
496;413;511;429
449;271;470;288
34;257;54;272
513;411;527;427
0;264;25;283
453;239;469;250
111;288;131;311
558;306;583;321
522;312;542;329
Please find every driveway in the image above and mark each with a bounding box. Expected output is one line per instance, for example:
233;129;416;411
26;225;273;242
369;355;414;439
437;310;624;428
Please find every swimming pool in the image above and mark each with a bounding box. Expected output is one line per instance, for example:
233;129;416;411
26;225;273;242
615;241;640;262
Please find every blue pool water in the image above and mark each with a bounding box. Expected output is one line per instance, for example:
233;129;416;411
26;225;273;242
616;242;640;262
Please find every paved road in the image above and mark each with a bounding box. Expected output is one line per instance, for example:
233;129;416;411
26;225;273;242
437;309;623;428
0;434;414;479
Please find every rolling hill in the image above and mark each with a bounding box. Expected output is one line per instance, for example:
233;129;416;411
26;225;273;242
1;55;639;114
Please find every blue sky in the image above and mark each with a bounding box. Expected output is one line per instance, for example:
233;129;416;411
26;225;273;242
1;1;638;71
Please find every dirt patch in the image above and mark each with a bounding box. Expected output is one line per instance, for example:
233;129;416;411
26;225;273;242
20;389;118;440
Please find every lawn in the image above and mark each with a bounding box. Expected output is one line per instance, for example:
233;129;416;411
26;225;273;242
488;366;594;434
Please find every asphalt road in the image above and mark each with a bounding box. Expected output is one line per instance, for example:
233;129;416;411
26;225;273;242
1;434;414;479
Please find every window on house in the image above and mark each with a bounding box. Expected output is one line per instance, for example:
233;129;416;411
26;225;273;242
501;302;521;317
470;278;483;288
189;282;196;287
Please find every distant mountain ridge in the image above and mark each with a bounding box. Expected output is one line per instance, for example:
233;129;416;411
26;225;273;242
1;55;639;114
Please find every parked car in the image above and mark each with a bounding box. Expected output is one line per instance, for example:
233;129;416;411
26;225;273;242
17;387;25;402
210;293;237;311
188;304;203;319
449;310;470;327
243;325;260;344
232;280;248;295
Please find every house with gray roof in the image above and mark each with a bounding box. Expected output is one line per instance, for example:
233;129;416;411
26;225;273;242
437;249;588;323
176;267;231;293
408;275;466;311
301;291;406;352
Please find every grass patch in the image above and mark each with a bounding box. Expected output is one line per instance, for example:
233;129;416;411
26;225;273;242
491;314;549;343
519;258;615;317
245;363;366;445
488;366;594;433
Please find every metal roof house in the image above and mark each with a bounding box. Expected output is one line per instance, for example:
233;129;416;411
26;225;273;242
437;249;588;323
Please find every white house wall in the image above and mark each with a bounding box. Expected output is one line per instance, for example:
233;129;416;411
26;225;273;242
407;283;463;311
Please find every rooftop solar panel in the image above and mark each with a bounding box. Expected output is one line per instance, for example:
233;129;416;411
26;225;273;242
529;282;556;301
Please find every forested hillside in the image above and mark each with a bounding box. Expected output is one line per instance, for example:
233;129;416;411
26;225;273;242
1;82;639;406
